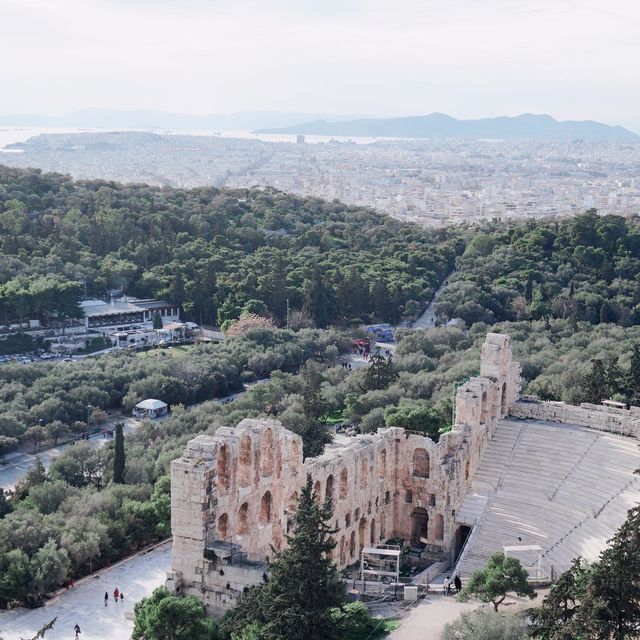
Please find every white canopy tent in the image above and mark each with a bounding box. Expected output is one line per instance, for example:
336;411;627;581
133;398;168;419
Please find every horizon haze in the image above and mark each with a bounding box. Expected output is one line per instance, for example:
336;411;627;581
1;0;639;132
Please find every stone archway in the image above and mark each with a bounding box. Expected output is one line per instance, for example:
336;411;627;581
217;444;230;491
238;502;249;534
325;474;334;502
218;513;228;539
411;508;429;545
259;491;272;524
339;468;348;499
412;448;430;478
238;435;252;487
358;517;367;552
480;390;488;423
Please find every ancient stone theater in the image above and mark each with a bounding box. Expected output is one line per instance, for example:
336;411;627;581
167;333;640;614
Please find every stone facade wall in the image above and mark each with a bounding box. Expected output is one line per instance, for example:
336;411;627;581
168;332;520;614
511;398;640;439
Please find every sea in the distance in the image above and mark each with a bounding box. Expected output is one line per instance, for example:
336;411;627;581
0;127;382;152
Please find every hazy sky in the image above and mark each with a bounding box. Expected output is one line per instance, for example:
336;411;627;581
1;0;639;129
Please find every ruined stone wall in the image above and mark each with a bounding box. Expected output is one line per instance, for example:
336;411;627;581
168;332;520;614
511;398;640;439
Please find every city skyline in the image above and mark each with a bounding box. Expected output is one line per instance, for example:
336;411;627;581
1;0;639;131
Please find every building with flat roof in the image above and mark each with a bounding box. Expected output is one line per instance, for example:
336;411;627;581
80;298;180;334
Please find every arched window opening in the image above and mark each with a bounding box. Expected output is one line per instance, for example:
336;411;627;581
465;458;471;480
501;382;508;416
314;480;322;504
238;435;252;487
339;536;346;565
360;458;368;488
480;390;488;423
411;508;429;545
218;513;228;539
288;491;298;513
380;512;386;540
413;448;430;478
259;491;272;525
238;502;249;534
405;490;413;503
358;517;367;551
385;490;391;505
345;512;351;527
349;531;356;558
261;428;274;477
217;444;230;491
339;468;348;499
325;474;334;503
378;449;387;478
370;518;376;545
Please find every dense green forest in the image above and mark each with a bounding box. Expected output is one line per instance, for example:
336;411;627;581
435;210;640;326
0;166;460;328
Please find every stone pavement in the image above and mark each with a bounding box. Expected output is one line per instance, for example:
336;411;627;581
0;542;171;640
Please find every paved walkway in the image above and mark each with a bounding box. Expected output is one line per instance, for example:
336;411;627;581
0;418;138;491
0;542;171;640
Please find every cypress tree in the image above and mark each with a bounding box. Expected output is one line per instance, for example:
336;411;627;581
525;274;534;303
113;421;126;484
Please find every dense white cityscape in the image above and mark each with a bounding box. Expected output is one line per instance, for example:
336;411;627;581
2;130;639;225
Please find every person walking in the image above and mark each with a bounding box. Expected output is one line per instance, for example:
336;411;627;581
443;576;451;596
113;587;120;602
454;574;462;593
74;623;81;638
120;591;124;602
104;591;109;607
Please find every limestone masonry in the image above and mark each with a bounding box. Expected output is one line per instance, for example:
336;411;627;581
167;333;639;614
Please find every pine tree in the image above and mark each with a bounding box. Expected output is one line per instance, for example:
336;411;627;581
362;354;399;391
583;504;640;640
529;557;590;639
258;474;346;640
113;422;126;484
152;311;163;329
458;551;536;611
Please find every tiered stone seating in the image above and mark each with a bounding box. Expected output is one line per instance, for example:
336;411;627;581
456;419;640;578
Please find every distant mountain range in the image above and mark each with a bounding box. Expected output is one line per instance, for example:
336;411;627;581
256;113;639;141
0;109;364;131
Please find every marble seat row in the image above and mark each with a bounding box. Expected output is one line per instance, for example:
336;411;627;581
457;419;640;577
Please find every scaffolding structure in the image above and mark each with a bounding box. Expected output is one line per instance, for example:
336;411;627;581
360;544;401;590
